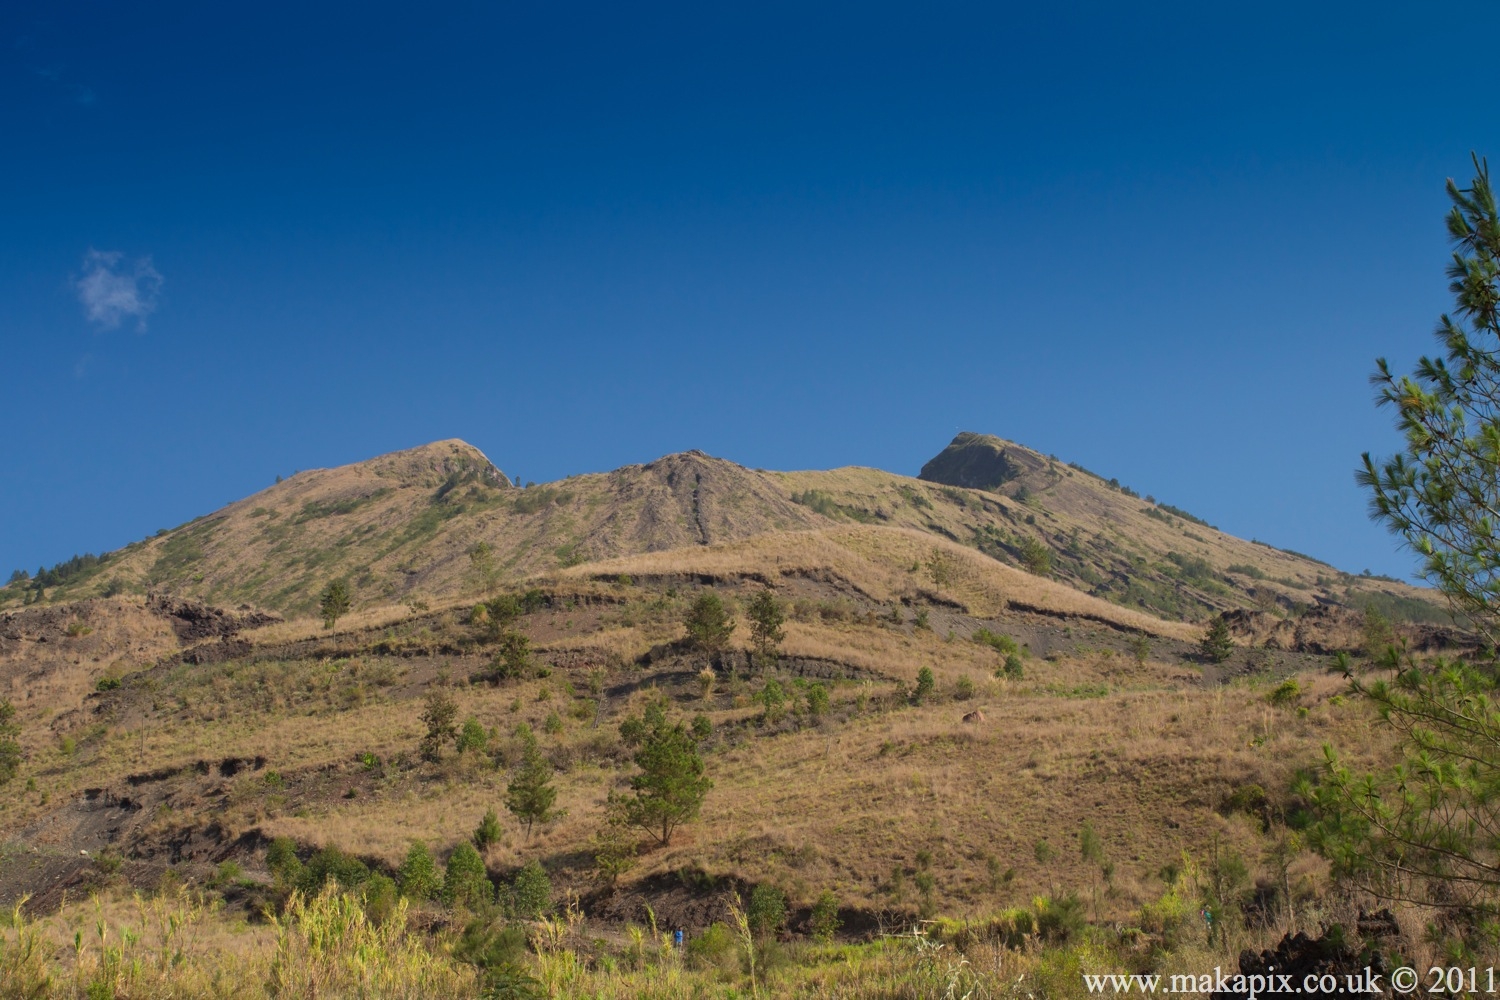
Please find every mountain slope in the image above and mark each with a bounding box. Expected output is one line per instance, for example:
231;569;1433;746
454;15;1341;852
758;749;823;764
4;433;1443;626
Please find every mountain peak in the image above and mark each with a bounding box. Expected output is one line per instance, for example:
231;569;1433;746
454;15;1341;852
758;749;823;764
918;431;1048;492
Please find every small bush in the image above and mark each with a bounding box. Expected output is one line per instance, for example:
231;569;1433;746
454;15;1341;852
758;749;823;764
912;667;935;705
542;711;564;735
1000;654;1024;680
1034;892;1086;942
398;841;442;901
686;922;739;975
805;682;830;718
457;717;488;754
810;889;841;942
509;860;552;919
954;676;975;700
474;808;503;850
445;842;493;909
972;629;1018;656
1268;678;1301;705
747;884;786;938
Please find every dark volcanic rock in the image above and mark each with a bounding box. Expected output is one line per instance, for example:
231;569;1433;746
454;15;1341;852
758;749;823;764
919;431;1045;492
1211;926;1392;999
146;592;280;642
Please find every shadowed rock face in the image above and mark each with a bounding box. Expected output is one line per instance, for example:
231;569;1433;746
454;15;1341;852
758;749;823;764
918;431;1045;492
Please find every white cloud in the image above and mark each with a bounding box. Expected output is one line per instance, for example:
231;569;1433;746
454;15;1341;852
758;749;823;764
75;249;162;330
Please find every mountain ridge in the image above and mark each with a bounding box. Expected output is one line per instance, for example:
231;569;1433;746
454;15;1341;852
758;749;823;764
3;433;1442;628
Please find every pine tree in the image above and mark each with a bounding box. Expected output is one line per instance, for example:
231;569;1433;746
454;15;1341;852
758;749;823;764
397;840;441;901
683;592;735;655
474;808;503;850
745;589;786;664
444;842;493;909
1199;616;1233;663
505;727;557;839
1311;157;1500;948
419;690;458;762
319;579;351;630
620;714;712;846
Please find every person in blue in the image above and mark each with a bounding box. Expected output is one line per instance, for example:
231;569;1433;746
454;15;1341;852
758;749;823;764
674;929;685;948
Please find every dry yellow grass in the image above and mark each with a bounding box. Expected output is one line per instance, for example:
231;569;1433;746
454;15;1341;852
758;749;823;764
561;526;1201;641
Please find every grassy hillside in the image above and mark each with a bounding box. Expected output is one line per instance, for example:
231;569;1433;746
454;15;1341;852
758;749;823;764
0;554;1436;995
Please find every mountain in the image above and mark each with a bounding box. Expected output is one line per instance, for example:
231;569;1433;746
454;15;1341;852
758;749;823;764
2;433;1444;627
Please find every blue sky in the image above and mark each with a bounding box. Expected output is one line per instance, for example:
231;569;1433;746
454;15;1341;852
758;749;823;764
0;2;1488;580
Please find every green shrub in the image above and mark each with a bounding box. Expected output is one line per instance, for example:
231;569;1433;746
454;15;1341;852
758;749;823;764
1034;892;1086;942
1269;678;1301;705
398;841;442;901
474;808;503;850
686;922;739;975
454;916;529;975
509;860;551;919
747;884;786;938
362;872;398;925
810;890;840;942
758;679;787;723
805;682;829;718
912;667;935;705
299;846;369;894
445;842;493;909
690;714;713;741
972;629;1018;656
542;711;564;735
954;676;975;700
458;717;488;754
267;837;303;887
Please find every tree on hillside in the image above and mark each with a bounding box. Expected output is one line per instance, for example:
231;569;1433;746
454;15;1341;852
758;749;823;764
1309;156;1500;951
0;700;21;786
319;579;351;630
506;725;558;840
616;711;712;846
1199;616;1233;663
745;589;786;665
469;541;499;596
683;592;735;655
419;690;459;762
1019;536;1051;576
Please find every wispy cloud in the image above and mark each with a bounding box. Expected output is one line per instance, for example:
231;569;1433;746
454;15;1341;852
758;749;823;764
75;250;163;330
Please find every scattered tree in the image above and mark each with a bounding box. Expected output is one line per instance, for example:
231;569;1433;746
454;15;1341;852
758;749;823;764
445;842;493;909
1199;616;1234;663
509;860;552;919
912;666;935;705
469;541;500;596
745;589;786;664
1019;536;1051;576
746;884;786;938
420;690;459;762
810;890;841;942
590;797;638;885
490;631;531;682
398;840;442;901
505;726;557;839
474;808;503;850
926;548;955;592
457;717;488;755
618;712;712;846
0;700;20;785
319;579;351;630
1129;633;1151;664
684;592;735;655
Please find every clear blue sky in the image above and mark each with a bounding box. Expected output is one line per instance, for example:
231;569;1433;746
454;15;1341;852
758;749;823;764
0;1;1487;580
